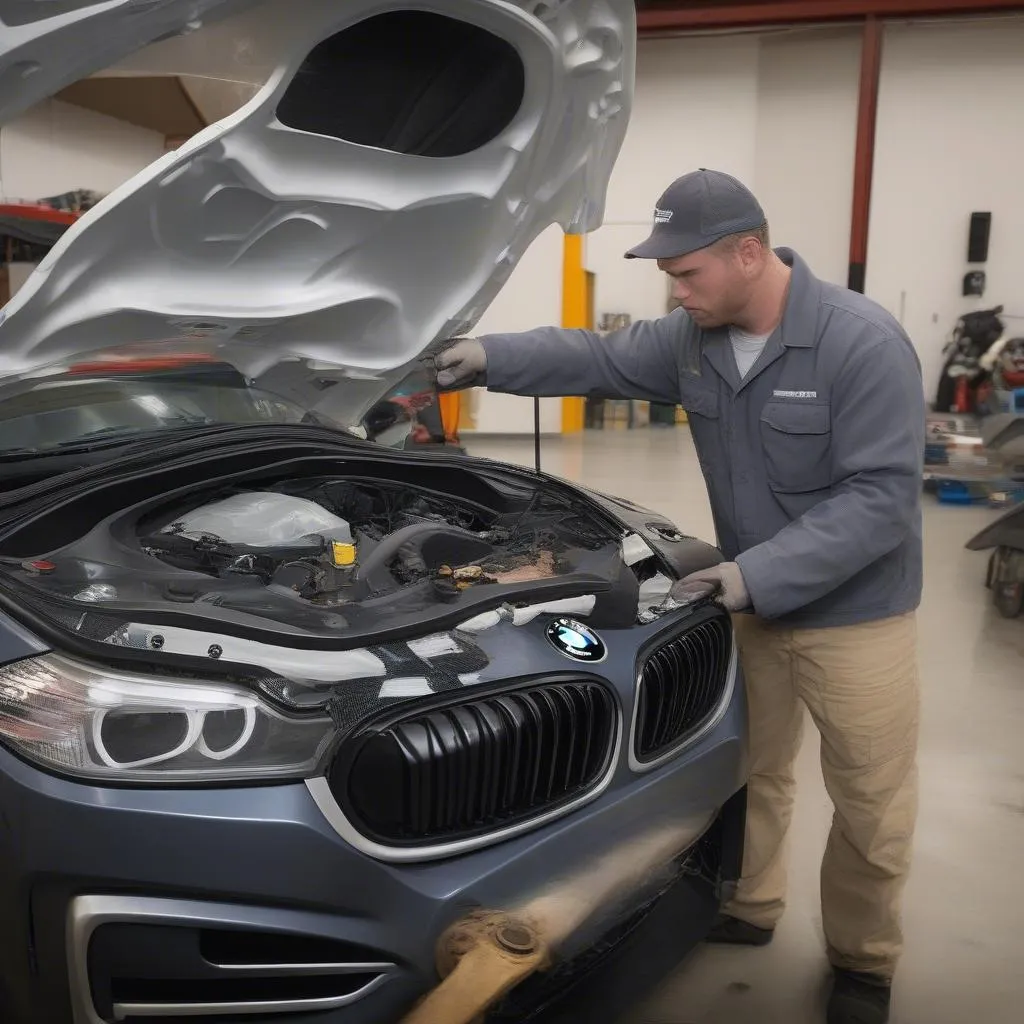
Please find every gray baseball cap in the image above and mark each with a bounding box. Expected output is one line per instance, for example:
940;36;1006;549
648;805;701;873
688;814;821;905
624;169;766;260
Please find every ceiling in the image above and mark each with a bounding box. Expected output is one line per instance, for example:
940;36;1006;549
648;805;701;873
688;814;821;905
56;77;205;138
635;0;1024;33
55;75;259;141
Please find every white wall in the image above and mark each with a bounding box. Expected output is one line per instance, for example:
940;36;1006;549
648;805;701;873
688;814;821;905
754;28;861;287
465;224;564;434
866;15;1024;400
6;263;36;296
586;29;862;324
587;35;762;323
0;99;164;201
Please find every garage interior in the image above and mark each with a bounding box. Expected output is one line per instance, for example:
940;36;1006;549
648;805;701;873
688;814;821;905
1;1;1022;1023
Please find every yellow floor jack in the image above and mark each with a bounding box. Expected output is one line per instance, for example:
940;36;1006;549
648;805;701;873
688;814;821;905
399;822;696;1024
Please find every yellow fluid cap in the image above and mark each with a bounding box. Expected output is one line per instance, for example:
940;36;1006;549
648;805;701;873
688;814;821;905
332;542;357;566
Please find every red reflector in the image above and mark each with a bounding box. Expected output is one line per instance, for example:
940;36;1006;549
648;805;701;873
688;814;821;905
67;354;219;374
24;560;56;572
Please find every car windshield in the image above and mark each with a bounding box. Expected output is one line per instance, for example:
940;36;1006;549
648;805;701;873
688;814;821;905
0;354;314;455
0;342;443;456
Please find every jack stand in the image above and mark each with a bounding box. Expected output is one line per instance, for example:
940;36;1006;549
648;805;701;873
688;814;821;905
400;910;550;1024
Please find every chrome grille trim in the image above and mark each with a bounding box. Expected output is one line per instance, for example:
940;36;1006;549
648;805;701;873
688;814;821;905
628;625;738;774
110;990;386;1019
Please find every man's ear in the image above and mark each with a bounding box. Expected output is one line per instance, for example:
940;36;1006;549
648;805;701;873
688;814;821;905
739;236;763;271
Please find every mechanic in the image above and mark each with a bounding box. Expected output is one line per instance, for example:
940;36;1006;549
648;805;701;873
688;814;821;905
431;168;925;1024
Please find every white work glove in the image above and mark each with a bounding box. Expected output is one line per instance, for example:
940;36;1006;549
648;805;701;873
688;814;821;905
434;338;487;390
668;562;751;613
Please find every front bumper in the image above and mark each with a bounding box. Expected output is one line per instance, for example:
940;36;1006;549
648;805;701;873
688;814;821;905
0;666;744;1024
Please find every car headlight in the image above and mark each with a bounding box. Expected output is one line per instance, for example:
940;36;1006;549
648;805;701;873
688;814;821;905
0;655;335;783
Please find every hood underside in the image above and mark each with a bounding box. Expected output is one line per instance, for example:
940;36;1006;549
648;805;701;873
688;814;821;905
0;0;635;416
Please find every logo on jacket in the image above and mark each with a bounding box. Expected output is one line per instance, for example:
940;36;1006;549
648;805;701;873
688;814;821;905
545;618;607;662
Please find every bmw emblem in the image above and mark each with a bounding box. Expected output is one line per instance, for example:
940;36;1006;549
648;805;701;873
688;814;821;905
545;617;607;663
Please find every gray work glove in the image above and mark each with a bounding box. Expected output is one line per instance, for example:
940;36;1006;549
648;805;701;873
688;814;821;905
668;562;751;613
433;338;487;391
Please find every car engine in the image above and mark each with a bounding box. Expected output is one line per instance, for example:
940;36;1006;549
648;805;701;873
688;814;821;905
139;478;600;607
0;459;658;646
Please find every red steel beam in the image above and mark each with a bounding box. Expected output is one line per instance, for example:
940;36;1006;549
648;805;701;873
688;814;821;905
0;204;79;226
847;15;882;292
637;0;1024;32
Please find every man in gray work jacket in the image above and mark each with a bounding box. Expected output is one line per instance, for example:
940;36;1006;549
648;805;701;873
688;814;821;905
434;169;925;1024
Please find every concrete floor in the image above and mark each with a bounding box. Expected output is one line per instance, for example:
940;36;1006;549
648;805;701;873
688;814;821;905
465;427;1024;1024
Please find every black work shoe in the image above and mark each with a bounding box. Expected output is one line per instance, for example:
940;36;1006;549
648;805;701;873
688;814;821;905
827;969;892;1024
705;914;775;946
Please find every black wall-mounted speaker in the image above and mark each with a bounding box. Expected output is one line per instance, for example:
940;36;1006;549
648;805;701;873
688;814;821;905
968;212;991;264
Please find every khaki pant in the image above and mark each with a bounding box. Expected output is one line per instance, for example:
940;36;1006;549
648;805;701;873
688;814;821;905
724;612;920;979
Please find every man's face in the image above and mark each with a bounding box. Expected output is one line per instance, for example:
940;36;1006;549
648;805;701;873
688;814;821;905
658;244;753;329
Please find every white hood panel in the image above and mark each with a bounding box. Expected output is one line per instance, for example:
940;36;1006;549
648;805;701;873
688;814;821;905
0;0;635;407
0;0;259;124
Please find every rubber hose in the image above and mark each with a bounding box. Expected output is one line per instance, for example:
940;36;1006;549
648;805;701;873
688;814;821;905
353;522;485;597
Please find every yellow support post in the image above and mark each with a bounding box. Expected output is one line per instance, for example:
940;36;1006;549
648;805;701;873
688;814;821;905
437;392;461;443
561;233;588;433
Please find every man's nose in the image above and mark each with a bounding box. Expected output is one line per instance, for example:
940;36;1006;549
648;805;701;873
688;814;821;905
671;279;690;302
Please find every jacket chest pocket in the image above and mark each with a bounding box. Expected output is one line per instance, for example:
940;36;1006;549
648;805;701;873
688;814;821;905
682;385;721;440
680;385;722;479
760;401;832;493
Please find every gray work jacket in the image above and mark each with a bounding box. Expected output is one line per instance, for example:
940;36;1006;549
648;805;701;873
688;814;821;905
479;248;925;629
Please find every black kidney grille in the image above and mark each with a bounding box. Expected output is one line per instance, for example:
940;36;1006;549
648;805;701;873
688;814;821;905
338;681;616;844
635;616;732;762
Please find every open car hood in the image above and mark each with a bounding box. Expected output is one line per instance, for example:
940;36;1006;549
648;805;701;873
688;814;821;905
0;0;635;414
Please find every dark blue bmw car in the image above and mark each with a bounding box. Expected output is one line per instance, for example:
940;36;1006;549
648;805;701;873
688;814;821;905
0;2;747;1022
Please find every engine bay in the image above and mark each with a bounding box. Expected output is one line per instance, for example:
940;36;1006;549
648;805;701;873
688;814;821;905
0;459;658;645
140;478;598;606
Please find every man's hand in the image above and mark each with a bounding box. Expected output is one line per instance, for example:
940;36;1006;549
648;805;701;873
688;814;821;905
434;338;487;390
669;562;751;612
